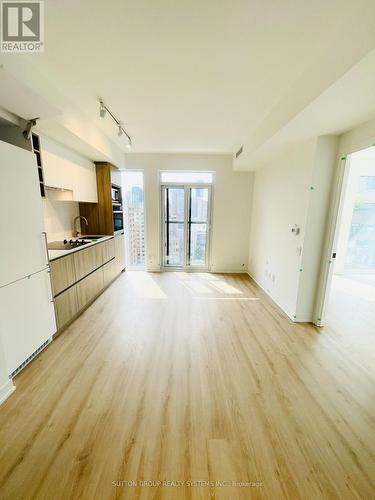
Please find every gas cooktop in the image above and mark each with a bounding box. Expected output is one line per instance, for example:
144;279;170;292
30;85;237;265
47;239;90;251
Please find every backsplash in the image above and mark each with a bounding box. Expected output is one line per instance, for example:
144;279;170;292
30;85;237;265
43;188;80;242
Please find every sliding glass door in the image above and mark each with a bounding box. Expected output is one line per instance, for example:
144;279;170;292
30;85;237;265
164;187;185;267
162;185;211;269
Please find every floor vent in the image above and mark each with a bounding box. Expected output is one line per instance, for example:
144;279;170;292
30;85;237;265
11;339;51;378
235;145;243;159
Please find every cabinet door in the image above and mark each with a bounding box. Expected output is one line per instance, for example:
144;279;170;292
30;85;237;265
0;269;56;375
54;286;79;331
102;238;115;264
103;259;117;287
50;255;76;296
41;136;98;203
76;267;104;311
74;244;103;281
114;234;126;273
0;140;48;288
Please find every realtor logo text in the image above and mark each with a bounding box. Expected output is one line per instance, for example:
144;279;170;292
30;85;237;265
1;1;44;52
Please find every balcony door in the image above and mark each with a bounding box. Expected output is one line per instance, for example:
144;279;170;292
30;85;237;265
161;185;211;270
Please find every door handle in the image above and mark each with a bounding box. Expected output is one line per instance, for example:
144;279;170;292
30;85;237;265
46;269;54;303
42;231;50;266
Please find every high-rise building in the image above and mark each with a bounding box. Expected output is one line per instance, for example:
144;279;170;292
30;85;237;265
124;182;146;267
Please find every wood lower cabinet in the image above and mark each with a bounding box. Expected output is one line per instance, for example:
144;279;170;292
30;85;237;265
114;234;126;274
50;254;76;296
74;243;103;281
102;238;115;264
54;286;79;330
103;259;117;287
50;237;123;333
76;267;104;310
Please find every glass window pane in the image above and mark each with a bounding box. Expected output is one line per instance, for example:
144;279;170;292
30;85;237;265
161;171;213;184
190;188;209;222
123;171;145;268
189;223;207;266
346;176;375;271
167;222;184;266
166;188;184;221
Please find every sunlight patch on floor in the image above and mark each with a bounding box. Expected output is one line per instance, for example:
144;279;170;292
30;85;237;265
172;271;257;300
127;272;168;299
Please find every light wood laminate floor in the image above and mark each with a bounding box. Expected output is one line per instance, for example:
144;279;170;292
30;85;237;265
0;272;374;499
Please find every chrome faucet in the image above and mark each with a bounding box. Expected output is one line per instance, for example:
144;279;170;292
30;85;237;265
73;215;88;237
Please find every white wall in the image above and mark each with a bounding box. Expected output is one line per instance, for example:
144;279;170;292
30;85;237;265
248;136;338;321
296;136;338;320
125;154;253;272
338;116;375;158
42;189;80;242
248;139;316;318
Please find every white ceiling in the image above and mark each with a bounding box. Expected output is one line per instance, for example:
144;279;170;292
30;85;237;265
239;47;375;169
1;1;375;168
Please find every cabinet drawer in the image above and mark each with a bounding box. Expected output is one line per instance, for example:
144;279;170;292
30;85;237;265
76;267;104;310
50;255;76;296
74;244;103;281
54;286;79;331
102;238;115;264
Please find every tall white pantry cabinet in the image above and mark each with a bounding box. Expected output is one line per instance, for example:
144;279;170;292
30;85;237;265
0;139;56;377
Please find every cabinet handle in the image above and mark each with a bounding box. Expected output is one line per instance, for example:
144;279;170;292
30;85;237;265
42;231;50;266
47;270;54;303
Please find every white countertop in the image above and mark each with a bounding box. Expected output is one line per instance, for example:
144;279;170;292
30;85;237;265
48;235;114;262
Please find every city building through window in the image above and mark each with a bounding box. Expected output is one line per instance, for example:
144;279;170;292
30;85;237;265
160;171;213;269
122;171;146;269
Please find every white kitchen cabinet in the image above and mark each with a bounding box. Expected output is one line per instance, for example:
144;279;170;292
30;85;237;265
0;269;56;375
0;138;57;378
0;140;48;288
41;135;98;203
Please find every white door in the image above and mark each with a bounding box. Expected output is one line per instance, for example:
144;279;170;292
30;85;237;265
0;140;48;288
161;185;212;270
0;269;56;376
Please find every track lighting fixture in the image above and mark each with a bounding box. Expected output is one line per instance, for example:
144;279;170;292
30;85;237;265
23;117;39;140
99;99;106;118
98;98;132;148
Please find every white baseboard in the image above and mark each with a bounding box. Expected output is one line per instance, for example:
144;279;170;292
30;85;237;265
210;267;248;274
247;272;298;322
0;379;15;406
146;266;247;274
